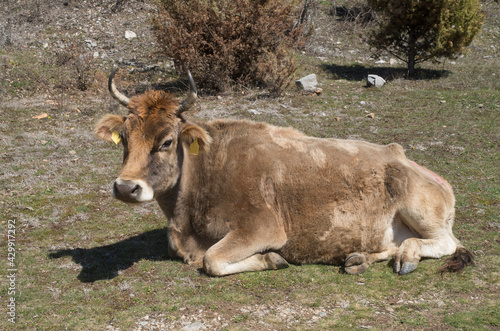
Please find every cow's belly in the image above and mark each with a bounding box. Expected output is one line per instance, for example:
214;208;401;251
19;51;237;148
277;205;396;265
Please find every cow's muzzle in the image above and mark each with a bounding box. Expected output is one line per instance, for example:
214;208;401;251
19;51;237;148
113;178;154;203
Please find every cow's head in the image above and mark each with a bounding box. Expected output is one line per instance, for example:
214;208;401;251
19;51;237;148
95;68;211;203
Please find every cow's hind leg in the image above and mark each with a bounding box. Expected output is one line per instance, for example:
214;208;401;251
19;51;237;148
202;225;288;277
344;253;368;275
392;204;465;275
393;235;460;275
390;163;474;275
344;249;397;275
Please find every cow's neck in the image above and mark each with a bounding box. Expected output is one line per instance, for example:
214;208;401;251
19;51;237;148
155;180;181;220
155;145;196;221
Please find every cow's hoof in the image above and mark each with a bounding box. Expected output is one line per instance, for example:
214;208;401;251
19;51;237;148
265;252;289;270
345;253;366;266
393;260;401;274
344;253;368;275
399;262;418;275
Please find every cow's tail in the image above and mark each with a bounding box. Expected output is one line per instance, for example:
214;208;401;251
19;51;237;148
438;247;474;274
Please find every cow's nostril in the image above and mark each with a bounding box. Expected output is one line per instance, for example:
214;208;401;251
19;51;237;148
131;184;140;195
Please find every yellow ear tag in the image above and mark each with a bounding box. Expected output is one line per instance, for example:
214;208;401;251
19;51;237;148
189;139;199;156
111;131;121;145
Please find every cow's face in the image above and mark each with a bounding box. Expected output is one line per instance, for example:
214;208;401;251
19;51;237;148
95;69;210;203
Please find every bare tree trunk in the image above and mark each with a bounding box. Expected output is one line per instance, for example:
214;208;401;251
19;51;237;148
407;31;416;78
295;0;317;30
407;53;415;78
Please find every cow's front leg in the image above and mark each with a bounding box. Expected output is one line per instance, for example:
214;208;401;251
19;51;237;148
204;251;289;276
202;225;288;276
167;225;210;267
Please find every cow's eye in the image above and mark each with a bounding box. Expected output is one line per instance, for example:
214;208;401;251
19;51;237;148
160;139;173;150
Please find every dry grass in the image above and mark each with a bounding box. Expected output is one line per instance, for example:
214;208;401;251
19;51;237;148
0;1;499;330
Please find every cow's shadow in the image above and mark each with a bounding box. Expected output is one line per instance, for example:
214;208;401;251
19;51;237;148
48;228;172;283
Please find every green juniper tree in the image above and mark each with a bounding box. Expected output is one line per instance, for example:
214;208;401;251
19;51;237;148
368;0;484;77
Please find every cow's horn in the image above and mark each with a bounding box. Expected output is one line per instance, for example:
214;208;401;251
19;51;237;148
108;67;130;107
177;70;197;115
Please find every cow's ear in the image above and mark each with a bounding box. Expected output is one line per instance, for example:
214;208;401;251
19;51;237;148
181;124;212;154
95;115;125;143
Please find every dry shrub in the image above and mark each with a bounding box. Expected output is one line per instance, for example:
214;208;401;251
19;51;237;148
330;0;375;25
74;52;95;91
152;0;305;95
54;41;96;91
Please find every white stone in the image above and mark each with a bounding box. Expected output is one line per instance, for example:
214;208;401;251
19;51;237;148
125;30;137;40
182;321;205;331
367;74;386;87
296;74;318;91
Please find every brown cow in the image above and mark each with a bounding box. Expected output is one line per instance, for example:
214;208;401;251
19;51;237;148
95;68;473;276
